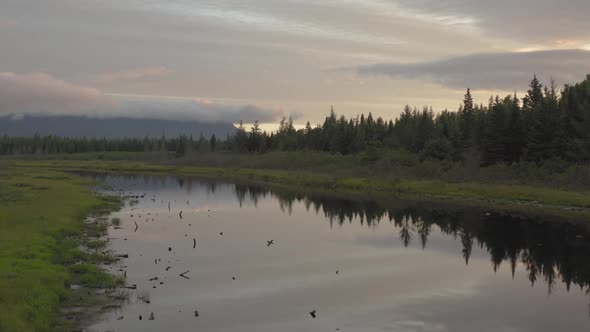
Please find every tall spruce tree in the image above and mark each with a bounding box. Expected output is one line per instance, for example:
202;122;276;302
460;88;475;144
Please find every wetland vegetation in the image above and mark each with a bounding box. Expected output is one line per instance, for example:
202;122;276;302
0;165;125;331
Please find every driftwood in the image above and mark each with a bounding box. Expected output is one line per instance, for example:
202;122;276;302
115;254;129;258
193;238;196;248
179;270;190;279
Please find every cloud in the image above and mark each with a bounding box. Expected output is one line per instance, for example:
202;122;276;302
0;72;103;114
141;2;404;46
109;94;289;123
394;0;590;46
356;49;590;90
0;72;288;123
95;66;171;83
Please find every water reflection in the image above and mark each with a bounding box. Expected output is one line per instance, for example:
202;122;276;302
236;184;590;297
88;174;590;331
95;174;590;300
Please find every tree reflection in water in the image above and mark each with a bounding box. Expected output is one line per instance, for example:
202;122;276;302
232;183;590;300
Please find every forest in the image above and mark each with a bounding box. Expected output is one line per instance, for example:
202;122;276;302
2;74;590;166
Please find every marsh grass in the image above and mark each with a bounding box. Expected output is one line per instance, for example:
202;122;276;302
0;167;125;331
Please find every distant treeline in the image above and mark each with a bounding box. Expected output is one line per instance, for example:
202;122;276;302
0;134;224;155
3;74;590;165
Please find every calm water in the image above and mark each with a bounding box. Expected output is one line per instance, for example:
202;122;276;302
88;175;590;332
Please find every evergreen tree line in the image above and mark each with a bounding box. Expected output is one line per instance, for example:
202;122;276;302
3;74;590;165
228;74;590;165
0;133;228;155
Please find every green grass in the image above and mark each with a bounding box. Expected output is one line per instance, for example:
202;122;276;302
0;163;123;332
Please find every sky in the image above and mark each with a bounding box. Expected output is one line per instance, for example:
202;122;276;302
2;0;590;128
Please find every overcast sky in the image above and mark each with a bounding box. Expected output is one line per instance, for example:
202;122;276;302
2;0;590;126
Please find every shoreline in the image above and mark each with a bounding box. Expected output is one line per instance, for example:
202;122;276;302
14;159;590;223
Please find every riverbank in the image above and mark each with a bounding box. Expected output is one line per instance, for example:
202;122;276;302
0;163;125;331
11;158;590;222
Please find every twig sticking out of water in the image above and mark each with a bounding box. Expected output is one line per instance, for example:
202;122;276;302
309;310;317;318
179;270;190;279
193;238;196;248
138;289;151;304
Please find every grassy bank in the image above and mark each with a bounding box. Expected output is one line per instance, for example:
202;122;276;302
11;158;590;221
0;164;124;331
9;149;590;190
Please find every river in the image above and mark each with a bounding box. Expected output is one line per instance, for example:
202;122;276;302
88;175;590;332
